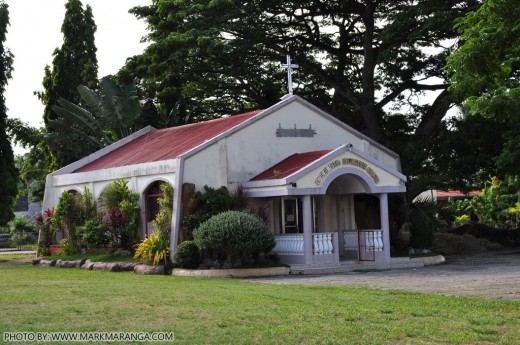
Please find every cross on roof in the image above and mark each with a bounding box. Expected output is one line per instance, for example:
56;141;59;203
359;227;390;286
281;55;298;95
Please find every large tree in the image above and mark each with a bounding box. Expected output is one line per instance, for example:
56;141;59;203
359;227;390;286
0;1;18;225
446;0;520;177
120;0;480;178
36;0;98;169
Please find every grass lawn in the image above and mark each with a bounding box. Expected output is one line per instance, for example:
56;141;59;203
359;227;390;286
0;253;35;263
1;264;519;344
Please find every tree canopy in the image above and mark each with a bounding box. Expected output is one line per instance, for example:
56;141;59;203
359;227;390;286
120;0;480;179
446;0;520;178
36;0;98;169
0;1;18;225
446;0;519;119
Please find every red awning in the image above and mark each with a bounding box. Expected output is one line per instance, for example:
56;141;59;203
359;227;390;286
251;150;332;181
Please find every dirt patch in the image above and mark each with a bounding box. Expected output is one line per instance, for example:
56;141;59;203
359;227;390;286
432;232;504;255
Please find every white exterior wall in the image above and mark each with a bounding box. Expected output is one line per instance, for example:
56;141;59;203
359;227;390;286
183;144;221;191
216;101;400;189
43;160;176;215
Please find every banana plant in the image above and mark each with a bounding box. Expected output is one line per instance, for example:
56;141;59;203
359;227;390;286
45;76;141;157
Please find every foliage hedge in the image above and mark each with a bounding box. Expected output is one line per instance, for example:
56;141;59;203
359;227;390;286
193;211;275;265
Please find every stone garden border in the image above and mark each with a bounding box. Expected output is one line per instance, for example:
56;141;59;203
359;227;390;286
32;257;164;275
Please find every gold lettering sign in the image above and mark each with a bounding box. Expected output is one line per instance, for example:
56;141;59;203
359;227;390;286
314;157;380;186
314;160;341;185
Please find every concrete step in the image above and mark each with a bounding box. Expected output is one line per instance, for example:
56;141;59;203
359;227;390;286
289;258;424;275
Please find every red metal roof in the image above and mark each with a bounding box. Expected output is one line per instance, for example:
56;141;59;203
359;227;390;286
74;110;262;173
251;150;332;181
436;190;481;199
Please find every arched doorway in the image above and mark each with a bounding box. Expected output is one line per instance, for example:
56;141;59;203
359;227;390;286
143;181;166;237
322;173;382;261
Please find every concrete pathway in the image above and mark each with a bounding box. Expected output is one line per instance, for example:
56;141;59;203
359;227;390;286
246;251;520;300
0;250;36;255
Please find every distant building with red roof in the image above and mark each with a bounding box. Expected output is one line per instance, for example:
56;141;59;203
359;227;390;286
436;190;481;200
44;95;407;267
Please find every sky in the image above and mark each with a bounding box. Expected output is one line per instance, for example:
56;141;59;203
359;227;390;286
4;0;150;154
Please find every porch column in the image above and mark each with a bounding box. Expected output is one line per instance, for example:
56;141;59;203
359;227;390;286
302;195;313;264
379;193;391;261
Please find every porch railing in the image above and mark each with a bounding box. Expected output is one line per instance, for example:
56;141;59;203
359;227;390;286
312;233;334;255
273;233;336;256
273;234;304;255
341;230;384;252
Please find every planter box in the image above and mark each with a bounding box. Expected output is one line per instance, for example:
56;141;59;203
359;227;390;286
49;245;62;256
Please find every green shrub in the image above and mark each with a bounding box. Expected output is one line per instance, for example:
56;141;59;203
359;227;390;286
193;211;275;266
173;241;200;269
79;187;97;222
152;183;174;242
9;217;34;233
100;179;140;250
53;190;82;248
471;176;520;228
10;232;37;249
58;238;79;256
9;218;37;249
183;186;237;236
454;214;469;227
79;218;110;248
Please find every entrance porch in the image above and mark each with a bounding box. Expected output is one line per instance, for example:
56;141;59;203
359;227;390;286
243;144;406;267
269;193;391;266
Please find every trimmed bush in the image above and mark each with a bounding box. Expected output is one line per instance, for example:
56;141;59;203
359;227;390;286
173;241;200;269
193;211;275;266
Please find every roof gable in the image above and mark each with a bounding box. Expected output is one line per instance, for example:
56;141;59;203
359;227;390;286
64;95;401;175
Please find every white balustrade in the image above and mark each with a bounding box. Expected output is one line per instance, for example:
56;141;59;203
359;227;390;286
274;235;304;255
366;231;374;250
274;232;338;257
312;233;333;255
375;231;383;251
361;230;383;252
343;230;384;252
325;234;333;254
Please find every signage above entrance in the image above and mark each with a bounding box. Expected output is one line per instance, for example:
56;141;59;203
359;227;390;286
314;157;380;186
276;123;317;138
